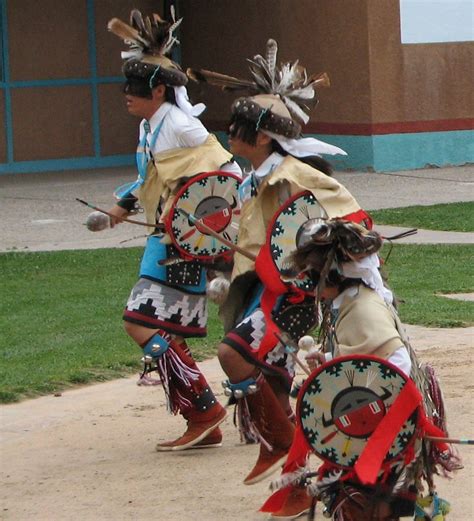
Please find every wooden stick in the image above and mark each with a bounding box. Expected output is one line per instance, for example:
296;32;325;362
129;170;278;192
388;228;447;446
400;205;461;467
177;208;256;261
275;333;311;376
425;436;474;445
76;198;153;228
290;352;311;376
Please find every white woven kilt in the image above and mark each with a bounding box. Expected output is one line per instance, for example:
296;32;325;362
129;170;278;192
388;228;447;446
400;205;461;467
123;277;208;338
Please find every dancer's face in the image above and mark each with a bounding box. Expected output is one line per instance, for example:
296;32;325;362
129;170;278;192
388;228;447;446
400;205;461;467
227;130;255;159
227;123;272;164
124;84;166;120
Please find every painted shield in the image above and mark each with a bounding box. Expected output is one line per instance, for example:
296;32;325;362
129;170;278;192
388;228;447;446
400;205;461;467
269;191;327;292
297;355;419;469
166;171;241;261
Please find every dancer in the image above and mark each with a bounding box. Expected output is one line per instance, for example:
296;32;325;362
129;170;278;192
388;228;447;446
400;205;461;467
189;39;372;517
262;219;460;520
106;8;241;451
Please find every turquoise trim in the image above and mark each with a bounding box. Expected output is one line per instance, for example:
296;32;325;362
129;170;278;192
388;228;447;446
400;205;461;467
302;131;473;172
0;155;134;175
86;0;100;157
216;129;473;172
143;333;170;359
372;129;474;172
308;134;376;171
0;0;125;175
1;0;13;163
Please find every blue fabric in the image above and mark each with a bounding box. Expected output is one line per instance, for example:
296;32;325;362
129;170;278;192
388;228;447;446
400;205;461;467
139;235;169;282
238;175;253;203
242;282;264;319
225;377;257;393
143;333;170;359
115;116;167;199
139;235;207;292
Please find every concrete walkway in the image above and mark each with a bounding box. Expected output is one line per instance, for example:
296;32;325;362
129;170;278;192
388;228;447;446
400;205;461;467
375;225;474;244
0;164;472;252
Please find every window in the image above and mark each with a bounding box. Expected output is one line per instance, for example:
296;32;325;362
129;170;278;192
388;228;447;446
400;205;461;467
400;0;474;44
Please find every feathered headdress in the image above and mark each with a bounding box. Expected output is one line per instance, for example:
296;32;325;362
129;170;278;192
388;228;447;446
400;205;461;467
108;7;187;87
287;218;388;304
188;39;329;136
290;219;383;272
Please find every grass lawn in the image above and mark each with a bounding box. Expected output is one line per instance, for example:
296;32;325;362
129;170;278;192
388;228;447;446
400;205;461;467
381;244;473;327
371;201;474;232
1;244;472;403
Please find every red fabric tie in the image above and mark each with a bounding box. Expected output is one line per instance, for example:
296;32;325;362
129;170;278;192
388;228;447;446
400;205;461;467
255;243;288;359
354;378;422;485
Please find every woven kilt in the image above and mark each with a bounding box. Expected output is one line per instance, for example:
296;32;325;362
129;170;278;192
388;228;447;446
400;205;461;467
124;277;207;338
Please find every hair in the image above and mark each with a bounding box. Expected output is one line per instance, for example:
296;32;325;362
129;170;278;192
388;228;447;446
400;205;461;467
228;114;333;176
164;85;177;105
122;78;153;99
122;77;177;105
326;269;363;292
228;114;259;145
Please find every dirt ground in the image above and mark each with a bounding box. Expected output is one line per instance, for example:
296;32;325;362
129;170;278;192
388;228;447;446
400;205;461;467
1;325;473;521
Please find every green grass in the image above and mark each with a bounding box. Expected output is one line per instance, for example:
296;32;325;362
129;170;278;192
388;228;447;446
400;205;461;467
381;243;473;327
0;248;223;404
1;244;472;403
371;201;474;232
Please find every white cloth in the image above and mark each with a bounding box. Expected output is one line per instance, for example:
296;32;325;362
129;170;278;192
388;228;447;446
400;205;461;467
173;86;206;117
340;254;393;305
239;152;285;203
219;160;243;179
252;151;285;181
139;102;209;154
324;346;411;377
388;346;412;376
263;130;347;157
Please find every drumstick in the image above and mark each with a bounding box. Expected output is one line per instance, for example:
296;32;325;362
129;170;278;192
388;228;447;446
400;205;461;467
76;198;152;228
275;333;311;376
425;436;474;445
177;208;256;261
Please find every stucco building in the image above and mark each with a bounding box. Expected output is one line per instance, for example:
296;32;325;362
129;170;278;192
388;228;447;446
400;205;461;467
1;0;472;174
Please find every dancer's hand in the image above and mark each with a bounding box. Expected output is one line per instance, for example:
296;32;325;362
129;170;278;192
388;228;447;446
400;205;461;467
305;351;326;371
107;205;129;228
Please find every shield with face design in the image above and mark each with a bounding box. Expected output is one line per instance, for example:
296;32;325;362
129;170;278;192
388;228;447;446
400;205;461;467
166;171;241;261
269;191;327;292
297;355;419;470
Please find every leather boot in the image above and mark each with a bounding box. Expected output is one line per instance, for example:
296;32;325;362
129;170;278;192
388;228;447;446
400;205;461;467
243;376;295;485
270;486;312;519
156;404;227;451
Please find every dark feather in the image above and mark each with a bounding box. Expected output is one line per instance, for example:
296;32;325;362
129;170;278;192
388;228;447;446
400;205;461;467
187;68;257;92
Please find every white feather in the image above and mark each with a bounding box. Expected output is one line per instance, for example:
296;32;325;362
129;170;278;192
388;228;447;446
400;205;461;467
289;86;315;100
266;39;278;89
283;96;310;124
269;466;309;491
162;17;183;54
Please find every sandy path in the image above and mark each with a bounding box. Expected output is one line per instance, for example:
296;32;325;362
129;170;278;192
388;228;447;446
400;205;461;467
1;326;473;521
